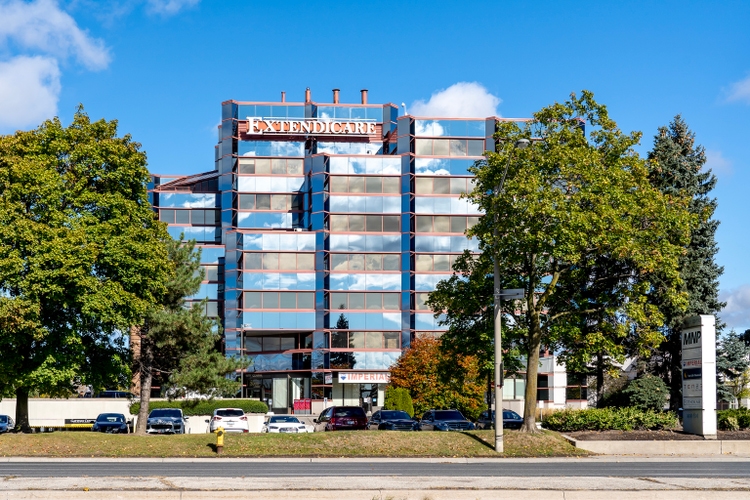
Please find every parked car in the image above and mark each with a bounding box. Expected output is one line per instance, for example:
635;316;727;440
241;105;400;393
476;409;524;430
206;408;249;433
146;408;188;434
91;413;131;434
417;409;475;431
0;414;14;433
367;410;419;431
262;415;310;433
95;390;135;399
313;406;368;431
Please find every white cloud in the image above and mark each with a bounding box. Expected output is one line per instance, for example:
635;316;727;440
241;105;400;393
0;55;60;130
145;0;199;15
0;0;110;70
410;82;501;118
725;74;750;104
705;149;733;177
719;285;750;332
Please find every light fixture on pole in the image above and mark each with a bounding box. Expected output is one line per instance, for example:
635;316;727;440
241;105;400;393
493;138;529;453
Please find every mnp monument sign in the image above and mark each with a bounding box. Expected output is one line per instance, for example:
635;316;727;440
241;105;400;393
681;315;717;438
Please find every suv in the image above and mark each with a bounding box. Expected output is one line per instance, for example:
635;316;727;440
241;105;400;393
96;390;135;399
417;409;475;431
146;408;188;434
206;408;249;433
476;409;524;430
314;406;368;431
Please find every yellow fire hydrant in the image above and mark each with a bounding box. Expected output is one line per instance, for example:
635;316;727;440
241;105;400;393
215;427;225;454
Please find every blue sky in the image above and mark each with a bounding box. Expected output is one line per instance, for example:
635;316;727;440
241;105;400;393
1;0;749;329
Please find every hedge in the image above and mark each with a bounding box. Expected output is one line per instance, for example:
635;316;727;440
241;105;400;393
542;407;678;432
717;409;750;431
129;399;268;416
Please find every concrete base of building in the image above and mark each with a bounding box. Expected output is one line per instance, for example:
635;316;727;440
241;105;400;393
563;435;750;455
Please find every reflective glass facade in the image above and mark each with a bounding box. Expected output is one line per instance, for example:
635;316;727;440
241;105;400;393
150;93;507;413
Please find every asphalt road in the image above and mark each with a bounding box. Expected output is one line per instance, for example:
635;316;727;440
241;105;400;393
3;459;750;478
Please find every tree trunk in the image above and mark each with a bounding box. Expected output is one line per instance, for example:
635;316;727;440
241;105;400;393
14;386;31;433
596;351;605;408
667;332;682;412
522;312;542;433
130;325;142;396
135;326;153;435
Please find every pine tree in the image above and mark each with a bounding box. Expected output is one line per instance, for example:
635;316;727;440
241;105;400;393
646;115;724;410
133;237;244;434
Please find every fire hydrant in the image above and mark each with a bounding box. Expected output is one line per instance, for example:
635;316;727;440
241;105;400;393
215;427;225;454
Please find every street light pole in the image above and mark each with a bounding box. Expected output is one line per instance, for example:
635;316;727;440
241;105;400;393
493;138;529;453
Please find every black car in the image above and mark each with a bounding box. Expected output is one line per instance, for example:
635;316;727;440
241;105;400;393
476;409;524;430
146;408;188;434
417;409;475;431
367;410;419;431
91;413;131;434
95;390;135;399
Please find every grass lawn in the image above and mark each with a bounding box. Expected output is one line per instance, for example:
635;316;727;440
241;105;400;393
0;429;587;458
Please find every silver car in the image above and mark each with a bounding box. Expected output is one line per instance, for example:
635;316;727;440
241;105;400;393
146;408;188;434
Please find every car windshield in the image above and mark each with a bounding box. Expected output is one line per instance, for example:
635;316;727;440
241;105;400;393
96;414;124;423
216;409;244;417
149;409;181;418
269;416;300;424
0;416;7;423
434;410;465;420
333;407;366;418
503;411;521;419
380;411;411;420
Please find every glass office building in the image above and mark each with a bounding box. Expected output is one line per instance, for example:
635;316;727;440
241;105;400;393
150;89;586;414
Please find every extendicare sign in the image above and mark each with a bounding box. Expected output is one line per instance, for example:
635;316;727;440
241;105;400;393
245;117;377;136
338;372;390;384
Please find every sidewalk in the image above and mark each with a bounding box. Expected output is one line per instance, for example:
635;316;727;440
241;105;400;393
2;475;750;500
2;458;750;500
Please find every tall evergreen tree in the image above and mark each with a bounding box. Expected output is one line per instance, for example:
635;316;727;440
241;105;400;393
646;115;724;410
133;237;244;434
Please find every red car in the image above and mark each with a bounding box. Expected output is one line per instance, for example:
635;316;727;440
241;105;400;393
313;406;368;431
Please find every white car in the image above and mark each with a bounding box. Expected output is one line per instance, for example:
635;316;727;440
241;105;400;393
207;408;249;433
262;415;310;433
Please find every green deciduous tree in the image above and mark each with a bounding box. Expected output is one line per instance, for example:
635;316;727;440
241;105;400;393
133;237;244;434
645;115;724;411
465;91;692;432
0;108;171;431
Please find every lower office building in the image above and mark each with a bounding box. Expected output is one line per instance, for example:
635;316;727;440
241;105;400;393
149;88;587;415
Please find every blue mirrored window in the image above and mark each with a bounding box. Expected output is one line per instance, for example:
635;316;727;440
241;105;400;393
328;274;401;291
239;141;305;157
318;142;383;155
159;193;217;208
414;119;487;137
414;158;479;176
199;247;225;264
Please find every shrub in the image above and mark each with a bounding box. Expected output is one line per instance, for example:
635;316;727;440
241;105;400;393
383;387;415;417
717;409;750;430
542;407;678;432
621;375;669;411
129;399;268;416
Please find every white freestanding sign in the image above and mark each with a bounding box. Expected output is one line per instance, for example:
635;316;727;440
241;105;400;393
681;315;717;438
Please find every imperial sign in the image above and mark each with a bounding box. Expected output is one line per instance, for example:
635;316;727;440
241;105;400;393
246;117;376;136
338;372;390;384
